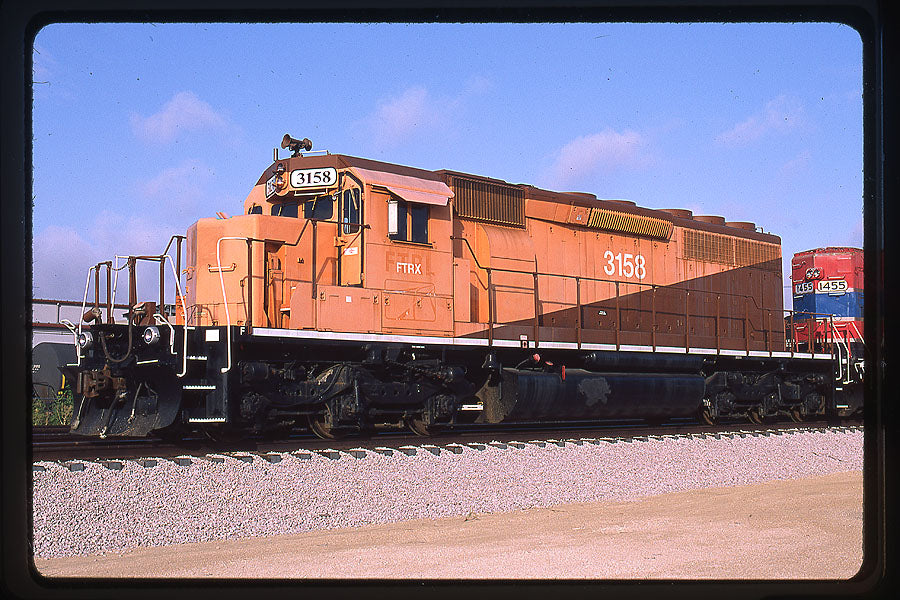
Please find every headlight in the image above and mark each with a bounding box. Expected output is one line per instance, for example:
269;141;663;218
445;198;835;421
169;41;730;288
77;331;93;350
142;326;160;345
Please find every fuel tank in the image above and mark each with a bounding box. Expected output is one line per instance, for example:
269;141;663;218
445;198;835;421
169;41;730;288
582;351;709;373
482;368;704;423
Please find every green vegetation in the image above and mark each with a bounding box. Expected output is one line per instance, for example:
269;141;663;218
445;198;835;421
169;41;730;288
32;387;73;426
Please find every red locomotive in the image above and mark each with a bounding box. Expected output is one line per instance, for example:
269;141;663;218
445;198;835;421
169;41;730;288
64;136;859;438
790;247;864;414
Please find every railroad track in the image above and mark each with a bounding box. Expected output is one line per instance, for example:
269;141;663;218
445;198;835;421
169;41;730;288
31;426;168;462
31;418;861;464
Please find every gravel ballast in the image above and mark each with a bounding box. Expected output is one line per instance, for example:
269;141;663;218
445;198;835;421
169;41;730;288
32;429;863;558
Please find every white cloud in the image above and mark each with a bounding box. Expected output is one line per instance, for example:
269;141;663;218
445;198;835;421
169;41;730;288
130;91;228;144
32;225;98;300
364;79;490;148
33;156;227;300
463;75;493;96
715;94;805;146
91;210;176;256
371;86;436;145
33;210;188;301
139;159;216;212
543;129;652;188
777;149;812;178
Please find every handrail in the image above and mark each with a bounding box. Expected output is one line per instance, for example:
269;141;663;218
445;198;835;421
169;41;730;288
216;236;248;374
848;321;865;347
79;215;363;376
215;218;372;373
33;297;130;309
451;234;835;354
78;241;190;375
76;265;96;366
453;234;781;313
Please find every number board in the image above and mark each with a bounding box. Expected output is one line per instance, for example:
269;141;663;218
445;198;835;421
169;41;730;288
817;279;848;295
794;281;815;295
794;279;848;295
265;174;279;198
290;167;337;189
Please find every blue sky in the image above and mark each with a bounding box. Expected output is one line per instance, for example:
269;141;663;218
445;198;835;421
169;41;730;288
31;22;863;305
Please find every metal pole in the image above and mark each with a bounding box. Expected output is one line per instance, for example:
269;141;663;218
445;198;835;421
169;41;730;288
106;263;112;324
533;272;540;348
128;257;137;308
828;315;833;354
715;295;720;353
159;256;165;311
575;276;582;350
651;285;656;351
744;296;749;356
809;313;814;354
94;265;100;310
246;239;253;334
684;290;690;351
176;237;183;289
487;268;494;347
311;220;318;299
615;281;621;350
789;311;794;357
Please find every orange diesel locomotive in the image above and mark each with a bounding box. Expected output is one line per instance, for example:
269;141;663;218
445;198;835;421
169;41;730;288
66;135;856;438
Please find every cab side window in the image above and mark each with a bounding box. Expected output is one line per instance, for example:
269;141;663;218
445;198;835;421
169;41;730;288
409;204;428;243
389;199;428;244
342;189;361;234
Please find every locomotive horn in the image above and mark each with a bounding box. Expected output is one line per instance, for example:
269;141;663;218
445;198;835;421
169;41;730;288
281;134;313;155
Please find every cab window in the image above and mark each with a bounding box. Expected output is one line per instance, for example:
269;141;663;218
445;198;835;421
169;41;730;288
389;200;428;244
303;194;334;220
342;189;361;234
409;204;428;243
271;201;298;218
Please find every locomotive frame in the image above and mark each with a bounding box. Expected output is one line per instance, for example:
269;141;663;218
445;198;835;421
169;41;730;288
63;139;864;439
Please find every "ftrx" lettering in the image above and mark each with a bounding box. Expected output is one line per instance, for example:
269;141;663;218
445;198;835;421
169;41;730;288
396;262;422;274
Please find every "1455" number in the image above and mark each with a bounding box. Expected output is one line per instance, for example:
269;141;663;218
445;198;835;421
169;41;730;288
603;251;647;280
817;279;848;294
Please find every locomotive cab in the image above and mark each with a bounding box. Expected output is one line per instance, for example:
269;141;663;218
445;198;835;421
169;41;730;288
181;144;458;339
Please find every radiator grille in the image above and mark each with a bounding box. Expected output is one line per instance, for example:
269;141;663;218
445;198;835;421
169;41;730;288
450;177;525;228
734;237;780;268
587;208;673;240
683;229;780;270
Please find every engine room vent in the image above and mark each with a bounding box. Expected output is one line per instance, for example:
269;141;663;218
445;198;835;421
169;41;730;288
450;176;525;228
683;229;780;270
734;237;781;269
587;208;673;240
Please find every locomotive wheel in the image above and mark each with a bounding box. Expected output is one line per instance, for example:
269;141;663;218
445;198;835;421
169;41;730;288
700;407;716;426
747;408;764;424
407;416;442;437
308;414;345;440
789;408;805;423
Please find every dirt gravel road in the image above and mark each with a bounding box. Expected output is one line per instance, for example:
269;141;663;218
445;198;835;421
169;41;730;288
34;470;863;580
